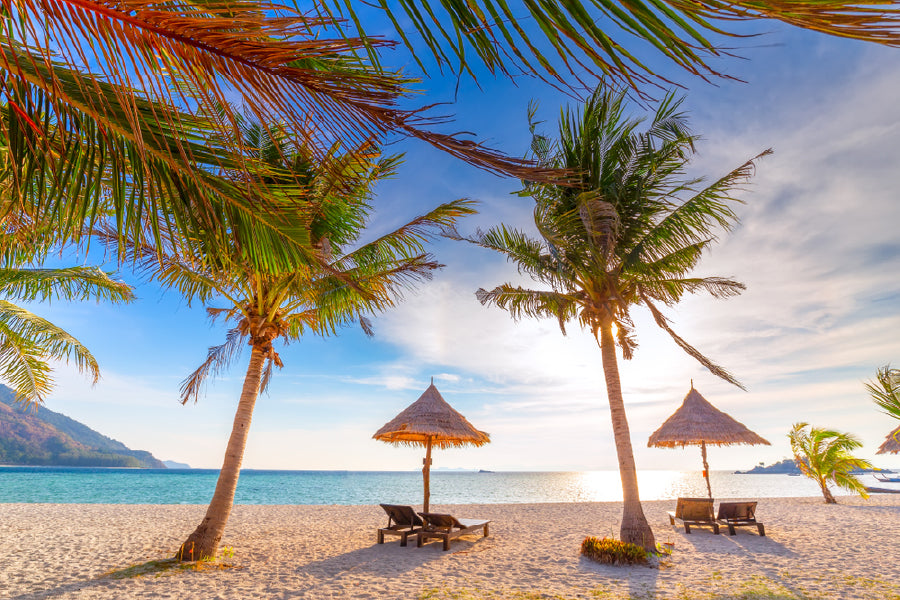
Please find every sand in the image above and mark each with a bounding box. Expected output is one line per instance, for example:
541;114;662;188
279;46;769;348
1;496;898;599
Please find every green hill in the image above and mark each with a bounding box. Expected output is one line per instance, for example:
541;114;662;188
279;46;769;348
0;387;165;468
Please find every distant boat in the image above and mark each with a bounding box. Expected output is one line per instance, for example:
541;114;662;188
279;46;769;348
478;469;494;473
787;473;801;477
874;473;900;483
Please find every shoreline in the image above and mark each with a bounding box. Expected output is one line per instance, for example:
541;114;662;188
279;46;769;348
2;497;898;599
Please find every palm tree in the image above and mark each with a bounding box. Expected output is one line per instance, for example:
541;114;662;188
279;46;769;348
121;122;476;560
0;229;134;405
449;86;768;549
789;422;871;504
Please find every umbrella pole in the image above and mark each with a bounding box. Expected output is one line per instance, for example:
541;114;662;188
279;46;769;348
423;436;433;513
700;442;712;500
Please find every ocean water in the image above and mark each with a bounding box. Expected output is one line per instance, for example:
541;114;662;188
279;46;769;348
2;467;895;504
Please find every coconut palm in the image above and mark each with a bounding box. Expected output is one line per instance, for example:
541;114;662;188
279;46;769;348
788;422;871;504
449;86;768;549
120;122;475;560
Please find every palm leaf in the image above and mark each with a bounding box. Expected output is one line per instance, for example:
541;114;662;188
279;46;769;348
0;298;101;405
868;364;900;421
4;0;548;183
641;293;745;389
180;327;246;405
326;0;900;91
0;266;133;304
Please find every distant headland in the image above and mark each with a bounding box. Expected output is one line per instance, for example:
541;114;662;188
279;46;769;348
0;386;169;468
736;458;888;475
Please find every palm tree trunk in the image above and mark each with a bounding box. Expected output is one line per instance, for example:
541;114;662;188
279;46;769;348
176;346;267;561
819;477;837;504
598;319;656;550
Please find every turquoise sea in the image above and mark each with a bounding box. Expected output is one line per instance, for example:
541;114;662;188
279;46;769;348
2;467;894;504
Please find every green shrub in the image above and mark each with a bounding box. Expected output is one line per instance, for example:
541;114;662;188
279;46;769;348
580;536;648;566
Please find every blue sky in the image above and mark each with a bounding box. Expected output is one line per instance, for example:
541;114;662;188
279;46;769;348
32;19;900;473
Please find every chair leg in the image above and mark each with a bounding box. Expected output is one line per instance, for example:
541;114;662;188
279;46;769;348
483;523;489;538
684;523;691;534
758;523;766;536
713;523;720;535
377;530;384;544
669;515;675;526
443;535;451;551
728;524;736;536
400;532;408;547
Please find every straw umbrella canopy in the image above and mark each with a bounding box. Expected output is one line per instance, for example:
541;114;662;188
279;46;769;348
877;425;900;454
648;383;770;500
373;381;490;512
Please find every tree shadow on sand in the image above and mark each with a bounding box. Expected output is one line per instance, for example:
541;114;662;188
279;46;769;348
5;558;240;600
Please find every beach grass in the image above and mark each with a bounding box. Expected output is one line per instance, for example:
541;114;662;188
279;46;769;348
102;554;240;579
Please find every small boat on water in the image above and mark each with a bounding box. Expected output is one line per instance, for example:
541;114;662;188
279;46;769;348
874;473;900;483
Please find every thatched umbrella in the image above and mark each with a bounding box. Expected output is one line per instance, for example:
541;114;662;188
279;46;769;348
877;425;900;454
373;380;490;512
648;383;770;500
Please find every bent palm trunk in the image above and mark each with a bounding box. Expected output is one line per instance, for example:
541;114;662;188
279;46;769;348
177;346;266;561
818;478;837;504
599;320;655;550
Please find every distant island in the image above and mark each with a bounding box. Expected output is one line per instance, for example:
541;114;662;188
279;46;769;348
163;460;191;469
736;458;889;475
735;459;802;474
0;386;167;468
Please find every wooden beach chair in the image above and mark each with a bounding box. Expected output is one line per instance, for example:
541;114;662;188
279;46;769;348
377;504;423;546
668;497;719;534
717;501;765;536
416;512;491;551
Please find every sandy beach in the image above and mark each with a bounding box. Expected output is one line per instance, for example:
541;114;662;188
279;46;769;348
1;496;898;599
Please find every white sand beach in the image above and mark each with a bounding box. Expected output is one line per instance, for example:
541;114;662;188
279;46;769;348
1;496;897;599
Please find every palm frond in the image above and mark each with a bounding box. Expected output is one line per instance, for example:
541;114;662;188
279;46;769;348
447;223;566;287
624;150;772;269
0;267;134;304
868;364;900;420
180;328;246;405
327;0;900;92
642;293;745;389
5;1;551;183
476;285;579;334
0;298;100;405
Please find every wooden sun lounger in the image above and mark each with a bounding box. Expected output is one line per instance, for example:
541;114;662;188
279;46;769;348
668;497;719;534
417;512;491;551
717;501;765;536
377;504;423;546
